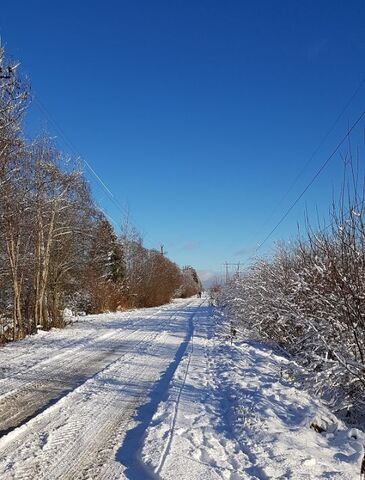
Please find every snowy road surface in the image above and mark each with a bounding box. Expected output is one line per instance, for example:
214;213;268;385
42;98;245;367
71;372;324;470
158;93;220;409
0;299;363;479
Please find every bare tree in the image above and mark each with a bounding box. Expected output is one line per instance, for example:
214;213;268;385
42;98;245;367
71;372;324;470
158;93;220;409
0;46;29;338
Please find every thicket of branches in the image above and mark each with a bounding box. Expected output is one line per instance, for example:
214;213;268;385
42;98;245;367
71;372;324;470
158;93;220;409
220;157;365;417
0;46;200;342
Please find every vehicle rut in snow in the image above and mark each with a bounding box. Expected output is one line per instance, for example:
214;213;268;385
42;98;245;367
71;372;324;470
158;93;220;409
0;304;182;437
116;301;201;479
0;299;200;480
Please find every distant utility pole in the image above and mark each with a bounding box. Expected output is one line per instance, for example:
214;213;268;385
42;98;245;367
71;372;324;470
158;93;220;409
222;262;242;283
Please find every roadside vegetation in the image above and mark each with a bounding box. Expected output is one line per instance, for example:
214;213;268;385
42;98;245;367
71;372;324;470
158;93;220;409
218;157;365;422
0;46;200;342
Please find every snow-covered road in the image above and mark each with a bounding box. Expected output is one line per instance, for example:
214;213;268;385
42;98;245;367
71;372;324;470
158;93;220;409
0;299;363;479
0;299;203;479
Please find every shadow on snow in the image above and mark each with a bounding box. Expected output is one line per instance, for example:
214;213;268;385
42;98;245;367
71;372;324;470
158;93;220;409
115;307;210;479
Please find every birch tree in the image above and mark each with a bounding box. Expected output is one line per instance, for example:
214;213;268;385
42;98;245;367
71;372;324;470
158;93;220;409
0;45;29;338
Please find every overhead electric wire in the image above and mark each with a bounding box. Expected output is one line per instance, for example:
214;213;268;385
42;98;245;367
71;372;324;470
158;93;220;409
33;95;126;222
256;107;365;251
232;77;365;263
259;77;365;232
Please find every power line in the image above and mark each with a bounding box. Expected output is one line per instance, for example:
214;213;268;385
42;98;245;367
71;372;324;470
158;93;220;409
233;78;365;262
259;77;365;234
256;108;365;251
96;206;120;229
33;95;126;222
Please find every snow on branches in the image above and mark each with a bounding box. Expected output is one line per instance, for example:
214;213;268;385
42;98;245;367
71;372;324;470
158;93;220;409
219;166;365;421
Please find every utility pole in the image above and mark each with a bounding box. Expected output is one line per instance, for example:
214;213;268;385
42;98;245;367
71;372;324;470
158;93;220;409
222;262;242;283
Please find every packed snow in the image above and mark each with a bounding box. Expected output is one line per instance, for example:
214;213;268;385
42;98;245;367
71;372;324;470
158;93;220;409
142;305;364;479
0;298;363;479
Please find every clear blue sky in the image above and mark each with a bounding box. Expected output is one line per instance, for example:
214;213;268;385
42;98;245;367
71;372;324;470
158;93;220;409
1;1;365;280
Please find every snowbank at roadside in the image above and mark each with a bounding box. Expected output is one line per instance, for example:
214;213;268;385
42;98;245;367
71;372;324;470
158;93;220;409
142;308;365;479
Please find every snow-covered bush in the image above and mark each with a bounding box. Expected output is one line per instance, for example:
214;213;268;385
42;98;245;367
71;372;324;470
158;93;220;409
176;266;201;298
219;178;365;419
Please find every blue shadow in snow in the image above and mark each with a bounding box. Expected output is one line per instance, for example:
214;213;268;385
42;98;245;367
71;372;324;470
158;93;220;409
116;309;198;479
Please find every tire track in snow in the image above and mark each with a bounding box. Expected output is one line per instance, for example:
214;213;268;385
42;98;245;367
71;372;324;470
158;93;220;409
0;300;198;480
155;309;196;476
0;312;143;381
41;333;167;480
0;305;175;437
117;301;204;479
44;306;196;480
0;303;178;388
0;308;164;393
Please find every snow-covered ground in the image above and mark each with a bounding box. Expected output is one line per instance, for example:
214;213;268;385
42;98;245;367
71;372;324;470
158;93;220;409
142;306;365;480
0;299;363;479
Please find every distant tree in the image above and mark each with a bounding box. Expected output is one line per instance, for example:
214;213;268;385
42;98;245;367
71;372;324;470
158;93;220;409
178;266;201;298
82;215;126;313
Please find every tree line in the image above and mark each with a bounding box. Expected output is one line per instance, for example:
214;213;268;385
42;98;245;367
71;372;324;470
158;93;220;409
219;154;365;419
0;46;201;342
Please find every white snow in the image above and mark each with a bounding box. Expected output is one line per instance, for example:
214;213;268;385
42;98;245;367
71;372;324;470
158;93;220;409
142;305;365;479
0;298;363;479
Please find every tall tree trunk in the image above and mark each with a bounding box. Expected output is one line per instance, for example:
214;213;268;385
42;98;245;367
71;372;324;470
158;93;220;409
6;235;24;339
35;209;56;329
